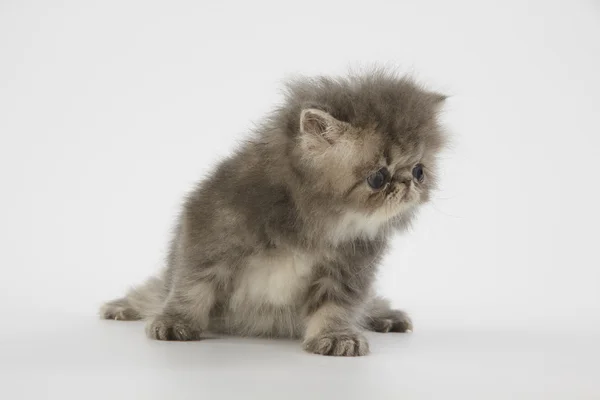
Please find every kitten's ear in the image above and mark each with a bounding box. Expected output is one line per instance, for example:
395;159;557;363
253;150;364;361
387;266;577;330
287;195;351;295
300;108;344;142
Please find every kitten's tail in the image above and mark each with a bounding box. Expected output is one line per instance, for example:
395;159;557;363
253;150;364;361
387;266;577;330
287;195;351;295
99;274;168;321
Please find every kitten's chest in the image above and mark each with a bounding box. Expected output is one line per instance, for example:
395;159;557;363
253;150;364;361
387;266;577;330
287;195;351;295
230;251;315;308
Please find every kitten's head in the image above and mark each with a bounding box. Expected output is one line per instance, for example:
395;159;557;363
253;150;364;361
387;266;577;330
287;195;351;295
282;70;447;231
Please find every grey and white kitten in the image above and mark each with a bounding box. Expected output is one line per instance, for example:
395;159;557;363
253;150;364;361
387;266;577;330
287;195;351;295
100;70;447;356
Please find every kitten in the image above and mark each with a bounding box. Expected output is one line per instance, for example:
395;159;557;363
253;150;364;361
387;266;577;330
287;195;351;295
100;69;447;356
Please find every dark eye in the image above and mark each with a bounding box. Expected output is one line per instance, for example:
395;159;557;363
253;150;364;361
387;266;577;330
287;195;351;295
367;167;389;190
412;164;424;182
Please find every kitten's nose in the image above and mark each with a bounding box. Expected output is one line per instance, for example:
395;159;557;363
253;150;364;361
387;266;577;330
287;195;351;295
395;176;412;186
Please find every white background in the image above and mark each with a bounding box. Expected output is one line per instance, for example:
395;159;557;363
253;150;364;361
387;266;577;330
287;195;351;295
1;0;599;399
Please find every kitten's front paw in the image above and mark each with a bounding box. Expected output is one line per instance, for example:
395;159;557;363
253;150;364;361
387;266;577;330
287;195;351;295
145;315;202;341
303;331;369;357
369;310;413;333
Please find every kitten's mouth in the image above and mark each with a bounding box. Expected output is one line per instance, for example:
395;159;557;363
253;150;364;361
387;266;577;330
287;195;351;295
385;185;417;215
401;188;416;203
388;184;411;202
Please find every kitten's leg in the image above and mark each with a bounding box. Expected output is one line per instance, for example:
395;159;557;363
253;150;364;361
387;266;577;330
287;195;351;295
145;278;216;341
301;264;373;357
363;296;413;333
99;275;167;321
100;297;141;321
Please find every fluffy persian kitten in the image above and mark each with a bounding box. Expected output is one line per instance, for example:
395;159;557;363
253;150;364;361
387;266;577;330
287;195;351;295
101;70;447;356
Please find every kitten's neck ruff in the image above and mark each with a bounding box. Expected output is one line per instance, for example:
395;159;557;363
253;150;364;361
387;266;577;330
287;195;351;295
283;178;404;248
325;210;392;245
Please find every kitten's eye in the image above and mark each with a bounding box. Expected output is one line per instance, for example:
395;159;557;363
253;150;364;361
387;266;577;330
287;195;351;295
367;168;389;190
412;164;425;182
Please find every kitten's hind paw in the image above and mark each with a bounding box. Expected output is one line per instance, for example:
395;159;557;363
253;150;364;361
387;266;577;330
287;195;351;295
145;315;202;341
368;310;413;333
100;298;141;321
303;331;370;357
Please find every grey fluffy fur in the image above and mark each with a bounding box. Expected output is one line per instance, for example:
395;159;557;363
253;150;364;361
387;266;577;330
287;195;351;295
100;69;447;356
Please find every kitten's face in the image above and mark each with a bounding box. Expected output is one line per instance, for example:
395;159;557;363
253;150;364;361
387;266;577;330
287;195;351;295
297;106;444;223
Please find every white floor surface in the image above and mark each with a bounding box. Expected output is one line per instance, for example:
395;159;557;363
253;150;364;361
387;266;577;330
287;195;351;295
1;312;598;400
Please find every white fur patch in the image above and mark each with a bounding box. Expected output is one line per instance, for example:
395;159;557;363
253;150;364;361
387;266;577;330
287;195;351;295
327;211;390;244
230;252;315;309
